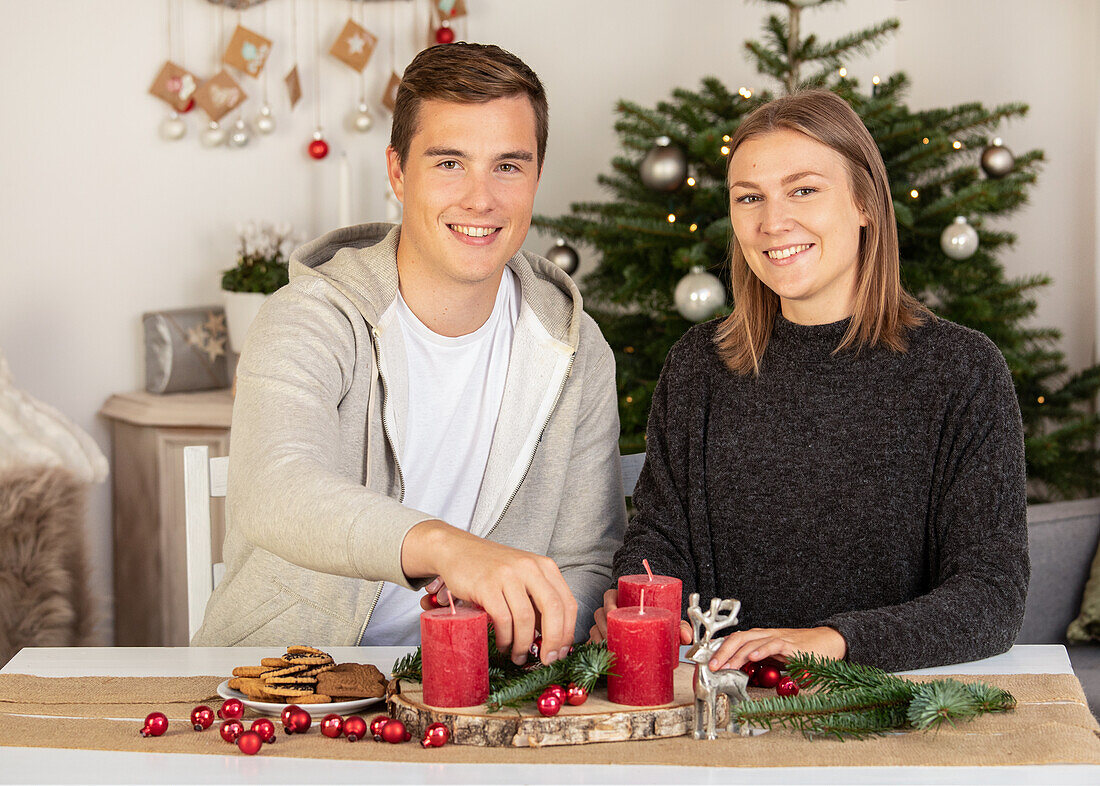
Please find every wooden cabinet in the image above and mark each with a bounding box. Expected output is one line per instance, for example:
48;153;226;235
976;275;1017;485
99;390;233;646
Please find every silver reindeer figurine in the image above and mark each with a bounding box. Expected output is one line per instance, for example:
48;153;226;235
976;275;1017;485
685;593;751;740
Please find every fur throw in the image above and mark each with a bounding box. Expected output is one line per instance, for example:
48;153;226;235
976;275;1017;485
0;465;94;667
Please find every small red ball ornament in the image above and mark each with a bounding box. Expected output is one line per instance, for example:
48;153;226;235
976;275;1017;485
281;704;300;728
536;691;562;716
546;684;566;703
190;705;214;731
289;707;312;734
251;718;277;744
421;722;450;748
434;24;455;44
380;718;407;744
307;131;329;160
755;664;782;689
140;711;168;737
236;730;263;756
566;683;589;706
776;676;800;697
343;715;367;742
219;719;244;743
740;660;758;680
369;715;391;738
320;714;344;738
218;698;244;720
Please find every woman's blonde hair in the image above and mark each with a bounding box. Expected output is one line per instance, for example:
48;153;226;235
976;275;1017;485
714;90;929;374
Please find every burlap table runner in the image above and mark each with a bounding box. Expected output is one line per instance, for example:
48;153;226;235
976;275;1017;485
1;673;1098;767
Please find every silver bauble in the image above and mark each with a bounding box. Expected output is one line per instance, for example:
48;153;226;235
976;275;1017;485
980;137;1014;179
674;265;726;322
158;112;186;141
546;238;579;275
639;136;688;192
940;216;979;260
255;104;276;135
349;102;374;134
228;117;251;148
200;120;227;148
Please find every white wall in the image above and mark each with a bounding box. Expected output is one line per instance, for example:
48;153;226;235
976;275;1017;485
0;0;1096;644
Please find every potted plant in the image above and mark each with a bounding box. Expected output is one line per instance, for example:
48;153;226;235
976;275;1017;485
221;221;299;352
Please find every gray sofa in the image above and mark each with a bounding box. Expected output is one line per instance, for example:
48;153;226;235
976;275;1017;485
1017;497;1100;718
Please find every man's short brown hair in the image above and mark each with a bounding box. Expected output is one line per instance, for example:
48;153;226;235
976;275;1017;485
390;42;549;173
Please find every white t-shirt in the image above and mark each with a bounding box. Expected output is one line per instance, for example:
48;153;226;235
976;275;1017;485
359;268;520;645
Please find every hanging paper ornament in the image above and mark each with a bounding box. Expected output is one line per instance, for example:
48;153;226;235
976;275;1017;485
435;20;456;44
256;104;276;134
546;238;580;275
224;25;273;77
308;130;330;160
980;137;1015;179
674;266;726;322
940;216;979;260
639;136;688;192
158;112;187;141
349;101;374;133
228;116;251;148
330;19;378;72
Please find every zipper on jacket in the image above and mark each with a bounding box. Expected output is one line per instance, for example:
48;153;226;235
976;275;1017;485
484;351;576;542
357;326;404;644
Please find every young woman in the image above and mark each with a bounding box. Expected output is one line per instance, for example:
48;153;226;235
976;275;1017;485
592;90;1029;672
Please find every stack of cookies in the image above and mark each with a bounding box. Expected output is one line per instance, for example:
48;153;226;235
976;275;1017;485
228;645;386;704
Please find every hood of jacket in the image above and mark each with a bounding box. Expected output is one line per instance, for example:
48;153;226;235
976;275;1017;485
288;222;584;349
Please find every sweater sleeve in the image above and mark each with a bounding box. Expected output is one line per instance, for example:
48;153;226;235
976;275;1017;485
821;338;1030;671
613;332;705;611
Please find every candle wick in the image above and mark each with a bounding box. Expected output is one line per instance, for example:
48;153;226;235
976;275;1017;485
448;592;456;615
643;558;654;582
640;588;646;614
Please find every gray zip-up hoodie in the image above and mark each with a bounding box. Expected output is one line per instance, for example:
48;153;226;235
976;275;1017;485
192;223;626;647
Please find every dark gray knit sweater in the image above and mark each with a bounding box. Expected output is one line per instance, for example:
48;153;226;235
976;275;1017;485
613;314;1029;671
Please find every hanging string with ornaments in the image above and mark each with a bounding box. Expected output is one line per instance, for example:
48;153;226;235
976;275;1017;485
254;1;276;135
344;0;375;134
154;0;192;141
307;0;330;159
434;0;466;44
285;0;303;112
227;8;252;148
382;0;403;222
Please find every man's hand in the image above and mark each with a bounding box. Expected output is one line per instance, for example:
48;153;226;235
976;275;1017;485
590;589;695;646
402;520;578;666
704;626;847;671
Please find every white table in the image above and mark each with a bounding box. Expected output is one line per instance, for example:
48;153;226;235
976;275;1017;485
2;645;1097;784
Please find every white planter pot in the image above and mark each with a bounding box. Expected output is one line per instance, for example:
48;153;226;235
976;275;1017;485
222;290;269;353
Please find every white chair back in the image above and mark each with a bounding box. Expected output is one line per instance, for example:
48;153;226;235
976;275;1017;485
183;445;228;642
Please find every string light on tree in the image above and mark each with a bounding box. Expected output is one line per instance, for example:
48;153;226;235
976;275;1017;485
639;136;688;191
980;137;1015;179
910;189;919;199
940;216;979;260
674;266;726;322
952;140;962;150
838;66;847;78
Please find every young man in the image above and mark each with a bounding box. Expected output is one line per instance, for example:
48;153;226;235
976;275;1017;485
192;43;626;666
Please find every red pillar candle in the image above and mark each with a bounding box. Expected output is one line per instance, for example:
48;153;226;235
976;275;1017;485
420;606;489;707
606;602;677;706
618;567;682;664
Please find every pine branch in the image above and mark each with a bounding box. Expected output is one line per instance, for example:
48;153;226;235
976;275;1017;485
390;649;422;683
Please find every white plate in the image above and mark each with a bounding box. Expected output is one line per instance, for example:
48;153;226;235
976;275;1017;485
216;679;385;718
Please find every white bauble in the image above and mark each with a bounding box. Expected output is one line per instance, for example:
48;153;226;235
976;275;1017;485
255;104;276;135
940;216;979;260
158;112;186;141
200;121;227;148
674;266;726;322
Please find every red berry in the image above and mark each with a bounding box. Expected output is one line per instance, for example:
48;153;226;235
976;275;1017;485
566;683;588;706
343;715;367;742
219;719;244;743
380;719;407;744
190;705;214;731
320;714;344;738
289;708;312;734
536;691;562;716
251;718;277;743
236;729;263;755
218;698;244;720
776;677;800;697
140;711;168;737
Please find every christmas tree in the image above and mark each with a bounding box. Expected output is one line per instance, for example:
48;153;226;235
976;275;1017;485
534;0;1100;501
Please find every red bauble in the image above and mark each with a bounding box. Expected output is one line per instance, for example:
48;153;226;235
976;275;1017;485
755;664;782;689
281;704;300;729
140;711;168;737
191;705;214;731
776;677;800;697
320;714;344;738
565;683;588;706
251;718;277;744
219;719;245;743
740;661;758;680
421;722;450;748
369;715;391;738
236;730;263;755
289;708;312;734
434;25;455;44
546;684;566;703
380;719;407;744
308;137;329;160
218;698;244;720
343;715;367;742
529;634;542;660
536;691;562;716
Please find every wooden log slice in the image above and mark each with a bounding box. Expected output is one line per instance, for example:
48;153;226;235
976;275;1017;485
388;662;728;747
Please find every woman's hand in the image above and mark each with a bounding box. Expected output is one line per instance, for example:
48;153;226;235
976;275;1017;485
704;626;847;671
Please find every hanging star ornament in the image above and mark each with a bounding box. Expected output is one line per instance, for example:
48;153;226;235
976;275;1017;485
329;19;377;72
